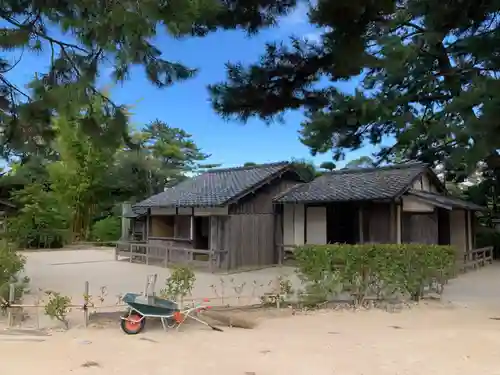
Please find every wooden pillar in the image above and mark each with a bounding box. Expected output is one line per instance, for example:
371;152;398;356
358;205;364;243
396;204;402;244
209;216;218;272
273;204;283;265
223;216;231;271
190;208;194;241
304;204;308;244
121;202;131;240
173;207;178;238
145;208;150;241
467;210;473;251
389;202;396;242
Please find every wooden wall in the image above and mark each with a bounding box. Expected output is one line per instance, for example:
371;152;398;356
130;217;145;240
229;171;303;214
401;211;439;244
362;202;393;243
450;209;468;259
175;215;191;238
150;215;174;237
147;215;191;239
209;216;229;270
223;214;275;269
139;172;304;270
223;171;301;269
364;202;442;245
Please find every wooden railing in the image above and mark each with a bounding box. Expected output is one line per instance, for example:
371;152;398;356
114;241;228;272
458;246;494;273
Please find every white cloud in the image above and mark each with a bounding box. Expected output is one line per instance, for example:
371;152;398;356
303;32;321;44
282;2;310;26
280;2;329;43
102;67;114;77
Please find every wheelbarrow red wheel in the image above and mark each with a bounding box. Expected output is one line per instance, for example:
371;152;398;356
121;313;145;335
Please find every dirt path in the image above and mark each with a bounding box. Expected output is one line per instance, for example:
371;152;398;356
21;248;298;307
5;249;500;374
3;303;500;375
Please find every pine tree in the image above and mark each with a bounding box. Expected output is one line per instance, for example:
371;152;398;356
210;0;500;180
0;0;297;156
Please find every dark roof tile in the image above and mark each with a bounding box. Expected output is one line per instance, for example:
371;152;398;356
407;189;487;211
135;162;290;208
274;162;426;203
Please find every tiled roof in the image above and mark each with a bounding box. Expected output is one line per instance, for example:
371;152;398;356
134;162;291;208
407;189;487;211
274;162;427;203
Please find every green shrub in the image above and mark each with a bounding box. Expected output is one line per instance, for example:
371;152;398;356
0;242;28;302
43;291;72;329
160;266;196;307
91;216;121;242
6;184;70;249
294;243;456;306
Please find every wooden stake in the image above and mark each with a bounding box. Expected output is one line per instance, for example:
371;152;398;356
83;281;89;328
7;283;15;327
35;295;40;330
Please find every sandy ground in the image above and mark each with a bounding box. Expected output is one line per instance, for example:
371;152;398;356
3;249;500;375
22;248;299;307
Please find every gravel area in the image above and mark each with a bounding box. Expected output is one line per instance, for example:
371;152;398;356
2;249;500;375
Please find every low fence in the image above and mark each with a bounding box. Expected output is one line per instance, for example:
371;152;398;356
457;246;494;273
115;241;228;272
1;272;456;331
0;277;289;330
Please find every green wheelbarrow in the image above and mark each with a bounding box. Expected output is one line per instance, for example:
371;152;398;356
119;275;223;335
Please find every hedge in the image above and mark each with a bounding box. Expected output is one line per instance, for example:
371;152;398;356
294;243;456;306
91;216;121;243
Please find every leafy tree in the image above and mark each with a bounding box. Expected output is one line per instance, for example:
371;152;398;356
290;158;321;181
209;0;500;180
243;162;258;167
0;243;26;301
6;183;70;249
197;163;222;171
91;216;121;243
0;0;296;155
319;161;336;172
0;103;212;244
48;103;117;241
0;157;51;204
108;120;211;200
345;156;375;169
143;120;210;179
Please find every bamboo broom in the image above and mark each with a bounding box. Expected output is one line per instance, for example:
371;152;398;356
202;310;257;329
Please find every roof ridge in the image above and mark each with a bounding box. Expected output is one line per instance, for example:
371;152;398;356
407;188;486;211
204;161;290;174
325;161;427;176
272;182;305;201
408;188;454;199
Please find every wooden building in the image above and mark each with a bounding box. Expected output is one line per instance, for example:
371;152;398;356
118;162;304;271
273;162;488;268
118;162;488;272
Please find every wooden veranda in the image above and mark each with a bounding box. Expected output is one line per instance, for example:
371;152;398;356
115;241;228;272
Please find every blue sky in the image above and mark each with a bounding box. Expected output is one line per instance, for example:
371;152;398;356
6;5;382;169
